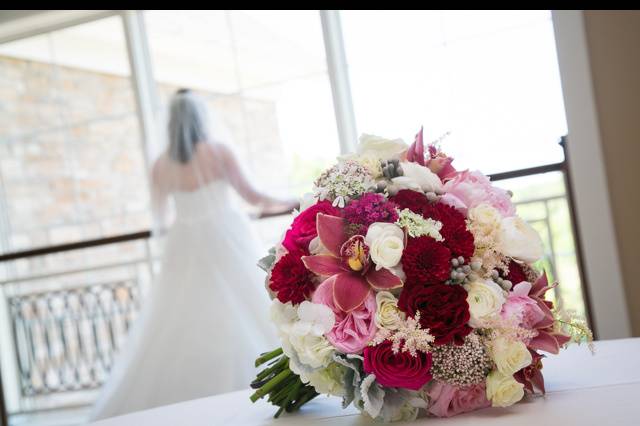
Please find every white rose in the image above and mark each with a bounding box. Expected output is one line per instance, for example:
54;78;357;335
485;370;525;407
375;291;404;330
490;337;532;376
356;153;384;178
498;216;544;263
464;279;505;327
356;133;408;160
391;162;443;194
365;223;405;270
468;204;502;238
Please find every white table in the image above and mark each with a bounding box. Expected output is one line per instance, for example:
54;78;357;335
89;338;640;426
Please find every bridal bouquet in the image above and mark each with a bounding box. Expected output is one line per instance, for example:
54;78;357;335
250;128;592;421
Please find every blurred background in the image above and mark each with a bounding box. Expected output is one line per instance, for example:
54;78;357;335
0;9;637;425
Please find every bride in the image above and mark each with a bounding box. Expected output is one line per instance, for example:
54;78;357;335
89;89;296;420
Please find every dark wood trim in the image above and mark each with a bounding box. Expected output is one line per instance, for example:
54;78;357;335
0;207;299;263
487;162;565;182
0;231;152;263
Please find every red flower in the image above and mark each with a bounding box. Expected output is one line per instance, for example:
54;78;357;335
401;236;451;286
269;250;316;304
389;189;430;214
398;284;472;345
501;260;528;285
421;202;474;261
282;200;339;254
363;340;433;390
514;349;546;394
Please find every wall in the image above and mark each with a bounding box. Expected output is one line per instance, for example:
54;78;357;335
583;11;640;335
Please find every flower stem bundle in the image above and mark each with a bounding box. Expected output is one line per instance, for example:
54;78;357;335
249;348;319;418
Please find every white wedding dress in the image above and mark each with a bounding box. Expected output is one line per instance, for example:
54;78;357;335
90;179;277;421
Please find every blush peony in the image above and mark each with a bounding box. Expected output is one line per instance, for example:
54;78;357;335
441;170;515;217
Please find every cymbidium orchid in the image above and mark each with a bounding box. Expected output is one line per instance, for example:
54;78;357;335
302;213;403;312
526;273;571;354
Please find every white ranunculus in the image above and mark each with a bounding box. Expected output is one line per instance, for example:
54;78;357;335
365;223;405;270
391;162;443;194
374;291;404;330
490;337;533;376
468;203;502;238
356;133;408;160
464;279;506;327
498;216;544;263
485;370;525;407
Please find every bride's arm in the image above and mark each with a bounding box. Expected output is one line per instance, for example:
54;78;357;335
150;161;171;234
217;144;298;216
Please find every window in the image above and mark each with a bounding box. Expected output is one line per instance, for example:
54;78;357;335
144;10;340;201
341;10;567;174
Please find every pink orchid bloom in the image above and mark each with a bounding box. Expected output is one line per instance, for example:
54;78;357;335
515;349;546;394
526;272;571;354
301;213;403;312
406;126;426;166
406;126;457;180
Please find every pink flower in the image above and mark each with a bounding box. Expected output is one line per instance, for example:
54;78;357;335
426;381;490;418
302;214;402;313
501;282;546;329
525;273;572;354
441;170;515;217
312;276;377;354
283;200;340;254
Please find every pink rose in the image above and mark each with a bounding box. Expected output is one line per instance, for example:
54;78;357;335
426;381;490;418
363;340;433;390
501;282;545;329
441;170;515;217
312;277;377;354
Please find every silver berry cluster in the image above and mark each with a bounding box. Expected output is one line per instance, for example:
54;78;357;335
447;256;481;285
380;159;404;179
491;269;513;291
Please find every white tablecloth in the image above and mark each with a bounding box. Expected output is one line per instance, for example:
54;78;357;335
89;338;640;426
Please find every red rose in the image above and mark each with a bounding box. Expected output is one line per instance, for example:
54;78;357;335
282;200;339;254
269;251;315;304
363;340;433;390
398;284;472;345
401;236;451;286
421;202;474;261
389;189;430;213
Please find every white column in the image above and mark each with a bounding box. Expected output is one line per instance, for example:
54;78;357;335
122;10;160;173
320;10;358;155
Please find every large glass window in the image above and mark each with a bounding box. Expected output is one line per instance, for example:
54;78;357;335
341;10;567;174
144;10;340;202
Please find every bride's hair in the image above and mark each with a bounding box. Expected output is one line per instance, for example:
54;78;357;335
168;88;211;163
